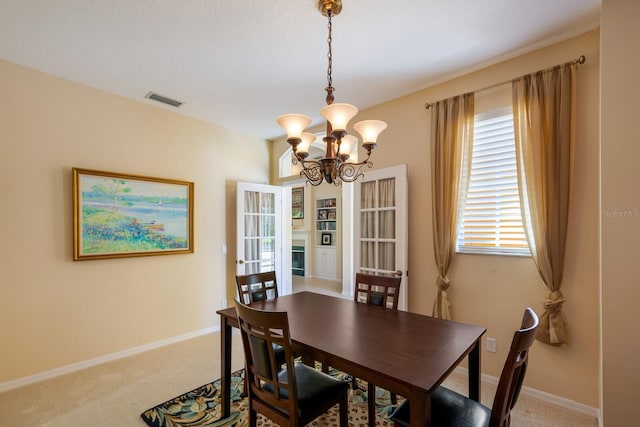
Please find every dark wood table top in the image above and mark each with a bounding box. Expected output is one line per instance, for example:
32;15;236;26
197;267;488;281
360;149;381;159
218;291;485;396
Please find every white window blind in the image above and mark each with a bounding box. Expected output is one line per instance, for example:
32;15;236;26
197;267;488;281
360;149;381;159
456;109;530;256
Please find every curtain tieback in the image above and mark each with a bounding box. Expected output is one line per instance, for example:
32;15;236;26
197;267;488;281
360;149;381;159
543;290;565;313
541;290;567;345
436;275;450;292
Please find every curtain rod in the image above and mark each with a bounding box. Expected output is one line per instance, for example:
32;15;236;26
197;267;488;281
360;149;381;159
424;55;586;110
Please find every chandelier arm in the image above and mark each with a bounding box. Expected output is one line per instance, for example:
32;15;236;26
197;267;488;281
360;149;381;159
337;160;374;183
297;158;325;186
340;150;373;167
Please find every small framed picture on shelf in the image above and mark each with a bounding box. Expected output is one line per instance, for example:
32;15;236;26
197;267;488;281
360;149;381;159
318;209;327;220
327;199;336;207
321;233;332;245
328;211;336;220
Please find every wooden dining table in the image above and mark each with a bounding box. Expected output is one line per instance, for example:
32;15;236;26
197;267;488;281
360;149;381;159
216;291;486;427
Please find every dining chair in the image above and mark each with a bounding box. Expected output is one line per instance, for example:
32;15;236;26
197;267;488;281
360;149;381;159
354;272;401;309
235;299;350;427
235;271;279;304
353;272;402;421
235;271;284;397
390;307;540;427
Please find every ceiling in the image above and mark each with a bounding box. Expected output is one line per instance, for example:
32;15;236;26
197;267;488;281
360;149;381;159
0;0;600;140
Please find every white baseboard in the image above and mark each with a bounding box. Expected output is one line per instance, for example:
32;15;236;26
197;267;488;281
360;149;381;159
454;367;601;422
0;325;220;394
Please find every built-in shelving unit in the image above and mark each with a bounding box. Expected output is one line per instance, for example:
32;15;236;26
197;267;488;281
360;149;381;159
315;197;338;279
316;197;337;247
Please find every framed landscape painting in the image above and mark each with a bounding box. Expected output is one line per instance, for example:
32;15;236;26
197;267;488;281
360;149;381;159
73;168;194;261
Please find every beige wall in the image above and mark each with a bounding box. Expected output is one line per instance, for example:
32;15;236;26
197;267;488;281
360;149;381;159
601;0;640;424
0;60;269;384
273;30;600;407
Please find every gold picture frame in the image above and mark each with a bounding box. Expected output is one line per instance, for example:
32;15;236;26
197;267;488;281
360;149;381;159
73;168;194;261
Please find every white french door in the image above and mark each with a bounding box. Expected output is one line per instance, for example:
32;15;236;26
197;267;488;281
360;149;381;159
353;165;408;310
236;182;291;296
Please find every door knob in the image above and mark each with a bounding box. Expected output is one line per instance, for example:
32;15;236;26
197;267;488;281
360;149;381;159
237;260;245;265
393;270;402;277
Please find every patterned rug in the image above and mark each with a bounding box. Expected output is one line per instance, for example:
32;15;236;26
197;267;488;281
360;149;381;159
141;367;400;427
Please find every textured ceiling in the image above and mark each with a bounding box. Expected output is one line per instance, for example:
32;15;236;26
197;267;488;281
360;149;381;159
0;0;600;140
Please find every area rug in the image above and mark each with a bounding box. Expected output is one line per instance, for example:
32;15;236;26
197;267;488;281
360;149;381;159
141;368;400;427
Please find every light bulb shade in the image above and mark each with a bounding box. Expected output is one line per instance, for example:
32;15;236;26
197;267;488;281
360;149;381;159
339;135;357;155
320;103;358;132
297;132;316;155
353;119;387;144
277;114;312;140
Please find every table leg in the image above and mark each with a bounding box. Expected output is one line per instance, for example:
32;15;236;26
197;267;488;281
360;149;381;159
367;383;376;427
220;315;232;419
409;389;431;426
468;340;481;402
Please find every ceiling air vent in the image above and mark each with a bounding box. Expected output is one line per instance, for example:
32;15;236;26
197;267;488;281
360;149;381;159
145;92;183;108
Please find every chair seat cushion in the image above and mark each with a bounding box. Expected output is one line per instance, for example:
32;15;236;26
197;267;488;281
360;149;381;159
390;386;492;427
264;362;349;418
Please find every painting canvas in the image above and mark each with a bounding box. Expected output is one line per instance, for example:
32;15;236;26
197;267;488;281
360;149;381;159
73;168;194;260
292;187;304;219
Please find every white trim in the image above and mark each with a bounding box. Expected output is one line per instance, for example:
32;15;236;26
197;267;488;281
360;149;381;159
341;182;354;297
0;325;220;393
455;367;601;421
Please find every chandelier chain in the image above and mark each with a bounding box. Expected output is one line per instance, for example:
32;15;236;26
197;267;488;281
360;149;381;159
326;11;333;98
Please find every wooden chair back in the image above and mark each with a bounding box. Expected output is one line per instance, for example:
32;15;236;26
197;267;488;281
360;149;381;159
354;273;401;310
489;307;539;427
235;300;298;425
236;271;278;305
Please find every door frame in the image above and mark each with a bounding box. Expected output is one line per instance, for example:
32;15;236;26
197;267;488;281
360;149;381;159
279;164;407;309
341;182;355;297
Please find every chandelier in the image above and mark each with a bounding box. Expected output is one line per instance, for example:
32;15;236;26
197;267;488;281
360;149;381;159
276;0;387;186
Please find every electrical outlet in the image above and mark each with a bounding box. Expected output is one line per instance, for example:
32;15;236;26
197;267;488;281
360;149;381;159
486;337;497;353
221;299;227;309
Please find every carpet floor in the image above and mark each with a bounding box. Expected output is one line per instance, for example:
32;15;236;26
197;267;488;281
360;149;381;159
141;368;397;427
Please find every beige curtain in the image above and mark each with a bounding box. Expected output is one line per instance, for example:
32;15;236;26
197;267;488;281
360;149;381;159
512;62;576;346
431;93;475;319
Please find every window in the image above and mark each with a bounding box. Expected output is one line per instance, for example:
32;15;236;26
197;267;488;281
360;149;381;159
456;108;530;256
